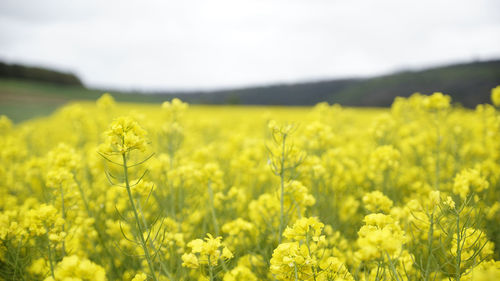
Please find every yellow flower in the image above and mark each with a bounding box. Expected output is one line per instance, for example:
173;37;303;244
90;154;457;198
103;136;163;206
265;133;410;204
318;257;354;281
221;218;254;236
25;204;64;237
223;265;258;281
181;253;199;269
428;190;441;209
362;191;393;213
270;242;309;280
0;115;13;134
422;92;451;110
369;145;400;176
45;168;76;189
283;217;324;242
47;143;81;171
270;239;353;281
280;180;316;211
469;260;500;281
444;196;456;209
221;247;234;260
491;85;500;107
99;116;148;155
453;169;489;199
356;213;406;261
188;239;204;253
183;233;233;269
96;93;116;110
162;98;188;121
44;255;107;281
28;258;49;277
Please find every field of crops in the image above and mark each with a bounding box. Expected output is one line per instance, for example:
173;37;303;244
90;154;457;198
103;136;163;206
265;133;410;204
1;89;500;281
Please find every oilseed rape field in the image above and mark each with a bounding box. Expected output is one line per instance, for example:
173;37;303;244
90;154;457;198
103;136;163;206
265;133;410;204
1;88;500;281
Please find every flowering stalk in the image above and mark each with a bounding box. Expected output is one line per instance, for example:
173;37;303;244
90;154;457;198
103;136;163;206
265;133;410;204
181;233;233;280
58;184;66;256
434;118;441;191
423;212;435;281
122;154;159;281
385;253;402;281
454;210;462;281
278;131;287;244
422;92;450;190
267;121;303;243
45;229;56;280
207;256;214;281
98;116;162;281
207;182;220;236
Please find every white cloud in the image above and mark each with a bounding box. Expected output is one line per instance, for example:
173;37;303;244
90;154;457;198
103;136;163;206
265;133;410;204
1;0;499;90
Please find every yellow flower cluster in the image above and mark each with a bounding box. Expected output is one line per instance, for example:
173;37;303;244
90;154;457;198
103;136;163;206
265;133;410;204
182;233;233;268
283;217;324;242
0;115;13;134
161;98;188;119
222;255;265;281
25;204;65;238
452;168;489;199
281;180;316;213
355;213;406;261
368;145;400;179
96;93;116;110
44;255;107;281
271;217;354;281
362;191;393;213
422;92;451;111
99;116;148;155
131;273;147;281
466;260;500;281
491;86;500;107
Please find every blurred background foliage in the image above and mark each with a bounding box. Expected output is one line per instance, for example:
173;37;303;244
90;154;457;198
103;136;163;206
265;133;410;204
1;59;499;122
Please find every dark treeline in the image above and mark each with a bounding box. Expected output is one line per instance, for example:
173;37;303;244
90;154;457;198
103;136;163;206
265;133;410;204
2;59;499;108
0;62;83;86
160;60;500;108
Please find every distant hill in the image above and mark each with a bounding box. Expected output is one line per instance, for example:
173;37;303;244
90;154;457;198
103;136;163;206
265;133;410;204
328;60;500;107
0;61;83;86
166;60;500;107
1;59;500;122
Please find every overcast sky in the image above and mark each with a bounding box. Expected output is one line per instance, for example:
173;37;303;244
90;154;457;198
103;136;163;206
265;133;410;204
1;0;499;90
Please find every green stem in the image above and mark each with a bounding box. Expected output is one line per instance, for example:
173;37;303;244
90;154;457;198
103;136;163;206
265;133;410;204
386;253;401;281
434;113;440;190
12;239;26;281
278;133;287;243
59;184;66;256
137;199;174;280
374;260;382;281
208;182;219;236
208;256;214;281
46;231;56;280
207;182;230;272
169;180;175;218
455;213;461;281
305;233;317;281
122;154;159;281
424;212;435;281
294;262;299;281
